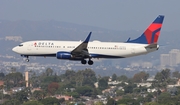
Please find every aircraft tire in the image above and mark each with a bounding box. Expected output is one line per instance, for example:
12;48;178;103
88;60;93;65
26;59;29;62
81;59;87;64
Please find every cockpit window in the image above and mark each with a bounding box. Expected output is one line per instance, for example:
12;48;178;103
19;44;23;47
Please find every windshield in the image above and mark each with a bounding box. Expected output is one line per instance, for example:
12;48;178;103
19;44;23;47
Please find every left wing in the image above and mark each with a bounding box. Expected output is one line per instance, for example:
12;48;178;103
71;32;92;58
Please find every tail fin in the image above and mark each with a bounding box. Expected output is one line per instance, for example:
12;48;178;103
126;15;164;44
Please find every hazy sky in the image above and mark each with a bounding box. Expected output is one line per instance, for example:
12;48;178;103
0;0;179;31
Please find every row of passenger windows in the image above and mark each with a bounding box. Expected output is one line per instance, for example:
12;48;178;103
35;46;126;50
88;47;123;50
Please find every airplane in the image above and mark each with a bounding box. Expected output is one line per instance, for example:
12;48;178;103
12;15;164;65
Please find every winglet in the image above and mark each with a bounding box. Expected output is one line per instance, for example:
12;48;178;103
84;32;92;43
127;37;131;42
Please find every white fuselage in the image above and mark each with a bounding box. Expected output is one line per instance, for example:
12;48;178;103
12;40;158;59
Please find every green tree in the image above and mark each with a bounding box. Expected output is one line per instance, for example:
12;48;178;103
157;92;171;104
82;69;97;87
124;84;136;94
107;98;116;105
144;102;160;105
15;89;29;103
94;101;104;105
0;72;5;80
61;69;97;89
22;101;43;105
76;86;93;96
117;98;137;105
116;90;124;96
154;69;171;89
10;67;16;73
45;68;53;76
75;70;84;87
172;71;180;79
3;94;11;100
67;92;80;98
64;70;76;80
155;69;170;82
177;87;180;95
30;72;41;88
117;75;128;82
144;93;154;102
39;74;61;92
98;77;108;90
5;72;24;88
112;74;117;81
54;73;61;82
2;99;21;105
40;97;60;105
33;90;45;100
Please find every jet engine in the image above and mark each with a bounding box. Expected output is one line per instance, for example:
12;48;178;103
56;52;72;59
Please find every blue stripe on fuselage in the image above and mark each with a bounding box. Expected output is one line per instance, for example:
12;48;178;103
21;53;125;59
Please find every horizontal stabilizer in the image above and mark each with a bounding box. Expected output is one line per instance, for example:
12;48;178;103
145;43;158;48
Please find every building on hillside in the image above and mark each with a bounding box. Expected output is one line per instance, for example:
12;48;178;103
136;83;152;88
53;95;73;101
0;80;4;87
11;87;25;93
31;87;42;93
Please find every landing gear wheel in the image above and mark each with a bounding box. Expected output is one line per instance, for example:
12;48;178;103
81;59;87;64
88;60;93;65
26;59;29;62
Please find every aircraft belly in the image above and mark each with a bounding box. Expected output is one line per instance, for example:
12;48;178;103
126;47;148;57
23;47;57;56
89;46;150;58
89;49;132;58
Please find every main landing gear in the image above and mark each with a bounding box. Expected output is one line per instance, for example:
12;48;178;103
81;59;93;65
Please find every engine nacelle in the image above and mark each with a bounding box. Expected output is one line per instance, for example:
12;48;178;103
56;52;72;59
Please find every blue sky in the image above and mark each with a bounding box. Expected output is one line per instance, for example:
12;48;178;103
0;0;179;31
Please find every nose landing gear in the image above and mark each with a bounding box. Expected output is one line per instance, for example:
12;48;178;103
26;58;29;62
25;56;29;62
21;55;30;62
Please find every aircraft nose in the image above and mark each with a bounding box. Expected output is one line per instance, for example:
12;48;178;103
12;47;18;53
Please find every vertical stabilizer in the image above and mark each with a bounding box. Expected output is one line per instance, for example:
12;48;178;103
127;15;164;44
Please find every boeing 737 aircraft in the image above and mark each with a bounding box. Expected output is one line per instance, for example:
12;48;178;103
12;15;164;65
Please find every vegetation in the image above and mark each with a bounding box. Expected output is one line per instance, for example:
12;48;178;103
0;68;180;105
